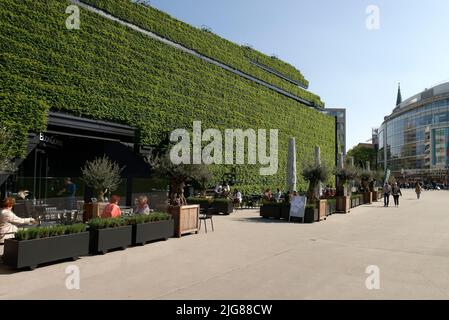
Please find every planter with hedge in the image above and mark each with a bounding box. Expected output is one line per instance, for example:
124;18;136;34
260;202;282;219
334;166;358;214
304;205;318;223
88;218;132;254
209;198;234;215
186;198;212;212
126;213;174;246
326;199;337;216
187;198;234;215
3;224;89;270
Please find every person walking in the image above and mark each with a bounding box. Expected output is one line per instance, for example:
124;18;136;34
392;182;402;207
415;182;422;199
383;182;392;207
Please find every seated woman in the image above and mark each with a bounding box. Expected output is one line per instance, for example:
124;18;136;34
101;195;122;218
133;195;153;215
262;188;273;202
0;197;36;244
233;189;242;207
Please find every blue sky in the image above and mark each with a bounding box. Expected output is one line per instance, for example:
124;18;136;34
149;0;449;150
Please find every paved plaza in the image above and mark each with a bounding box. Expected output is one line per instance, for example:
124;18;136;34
1;189;449;299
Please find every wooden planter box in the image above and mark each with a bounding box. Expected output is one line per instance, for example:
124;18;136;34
132;220;174;246
83;202;108;222
363;192;372;205
336;196;350;213
351;197;361;208
210;201;234;215
260;204;281;219
371;191;379;202
326;201;336;216
3;232;89;270
89;225;132;254
317;200;327;221
168;205;199;238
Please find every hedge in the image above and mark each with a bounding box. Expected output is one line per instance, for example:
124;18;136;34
0;0;335;193
80;0;322;105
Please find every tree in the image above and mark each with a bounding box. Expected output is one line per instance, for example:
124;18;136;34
347;145;377;169
146;150;214;206
333;166;358;196
81;156;124;202
302;163;330;201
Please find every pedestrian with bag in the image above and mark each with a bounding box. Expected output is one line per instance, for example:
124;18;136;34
383;182;392;207
392;182;402;207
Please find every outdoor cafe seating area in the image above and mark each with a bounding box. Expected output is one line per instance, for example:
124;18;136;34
12;198;134;226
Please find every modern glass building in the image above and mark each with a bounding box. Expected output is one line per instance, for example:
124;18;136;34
378;82;449;181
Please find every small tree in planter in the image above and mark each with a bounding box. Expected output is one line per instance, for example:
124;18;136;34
81;156;124;202
359;169;374;204
147;150;213;237
302;164;330;202
333;166;358;213
358;169;373;192
146;151;213;206
302;164;330;221
334;166;359;197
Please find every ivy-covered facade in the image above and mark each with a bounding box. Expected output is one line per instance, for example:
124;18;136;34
0;0;335;194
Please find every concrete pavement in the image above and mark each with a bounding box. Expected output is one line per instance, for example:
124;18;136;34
1;189;449;299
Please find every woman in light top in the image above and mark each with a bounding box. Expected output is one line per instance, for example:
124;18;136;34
134;195;152;215
0;197;36;244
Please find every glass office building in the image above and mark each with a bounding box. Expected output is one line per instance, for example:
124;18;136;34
378;82;449;180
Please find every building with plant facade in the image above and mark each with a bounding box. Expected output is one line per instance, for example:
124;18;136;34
0;0;336;205
378;82;449;183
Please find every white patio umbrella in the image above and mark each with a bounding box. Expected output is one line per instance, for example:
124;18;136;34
286;137;297;192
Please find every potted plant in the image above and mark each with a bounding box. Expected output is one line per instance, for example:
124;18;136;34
302;163;330;221
333;166;358;214
147;151;213;237
88;217;132;254
371;170;384;202
126;212;174;246
81;156;124;221
260;200;282;219
210;198;234;215
187;197;212;212
359;169;373;205
3;224;89;270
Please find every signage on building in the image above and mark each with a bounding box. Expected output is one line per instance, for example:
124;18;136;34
39;133;63;147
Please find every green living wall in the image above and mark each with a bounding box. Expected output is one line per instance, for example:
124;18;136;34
0;0;335;193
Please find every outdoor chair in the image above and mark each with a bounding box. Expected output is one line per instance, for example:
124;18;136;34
199;207;214;233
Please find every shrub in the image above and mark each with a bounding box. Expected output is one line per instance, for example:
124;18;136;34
212;198;232;204
14;224;87;241
87;218;129;230
81;156;124;202
124;212;171;224
1;0;335;194
302;164;331;201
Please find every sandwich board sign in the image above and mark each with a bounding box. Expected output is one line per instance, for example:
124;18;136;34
289;195;307;222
